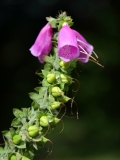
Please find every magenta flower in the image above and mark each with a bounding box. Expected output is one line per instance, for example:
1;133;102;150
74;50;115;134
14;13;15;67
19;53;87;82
29;23;53;63
73;30;94;63
58;24;79;62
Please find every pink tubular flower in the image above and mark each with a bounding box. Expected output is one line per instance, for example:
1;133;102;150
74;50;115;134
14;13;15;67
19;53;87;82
58;24;79;62
73;30;94;63
29;23;53;63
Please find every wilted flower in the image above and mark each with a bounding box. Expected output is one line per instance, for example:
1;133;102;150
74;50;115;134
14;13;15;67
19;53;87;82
58;23;79;62
73;30;94;63
29;23;53;63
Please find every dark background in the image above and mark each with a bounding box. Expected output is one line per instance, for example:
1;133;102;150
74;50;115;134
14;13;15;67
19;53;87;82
0;0;120;159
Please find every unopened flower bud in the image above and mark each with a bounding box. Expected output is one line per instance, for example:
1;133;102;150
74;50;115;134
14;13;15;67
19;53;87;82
12;135;21;145
51;86;62;97
28;125;39;137
60;74;71;83
44;63;52;71
41;136;48;143
21;156;30;160
10;155;16;160
40;116;49;127
47;73;56;83
50;101;61;110
54;117;60;124
59;60;70;69
58;95;71;103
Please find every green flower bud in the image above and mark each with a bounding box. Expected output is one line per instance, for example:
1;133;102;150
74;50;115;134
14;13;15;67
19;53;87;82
12;135;21;145
54;117;60;124
57;95;71;103
28;125;39;137
60;74;71;83
44;63;52;71
59;60;70;69
51;86;62;97
50;101;61;110
40;116;49;127
47;73;56;83
21;156;30;160
10;155;16;160
41;136;48;143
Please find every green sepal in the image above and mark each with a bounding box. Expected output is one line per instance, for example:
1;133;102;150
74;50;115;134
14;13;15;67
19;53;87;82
48;94;55;103
11;118;21;127
22;156;31;160
0;147;4;155
36;72;44;78
32;142;38;150
29;92;40;100
44;55;54;64
10;128;15;137
15;141;26;149
2;130;12;139
57;95;71;103
41;136;48;143
44;63;52;71
46;17;58;28
42;79;50;87
42;70;49;77
13;108;23;118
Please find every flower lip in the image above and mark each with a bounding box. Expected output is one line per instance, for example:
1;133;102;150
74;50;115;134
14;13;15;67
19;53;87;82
73;30;94;63
58;24;79;62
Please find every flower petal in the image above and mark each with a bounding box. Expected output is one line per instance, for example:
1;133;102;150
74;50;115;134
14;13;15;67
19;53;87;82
29;23;53;63
73;30;93;63
58;24;79;62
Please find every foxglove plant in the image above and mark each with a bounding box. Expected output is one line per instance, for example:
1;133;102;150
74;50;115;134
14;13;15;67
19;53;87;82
0;12;102;160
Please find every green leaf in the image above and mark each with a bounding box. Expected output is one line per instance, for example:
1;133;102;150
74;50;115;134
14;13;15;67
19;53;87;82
48;94;55;103
38;87;47;94
11;118;21;127
46;17;57;28
29;92;40;100
42;79;50;87
32;136;42;142
21;108;30;117
40;101;49;109
44;55;54;64
16;141;26;149
10;128;15;137
34;87;41;92
13;108;23;118
53;48;60;70
2;130;12;139
0;147;4;155
42;70;49;77
31;101;39;110
33;142;38;150
36;72;44;78
16;152;22;159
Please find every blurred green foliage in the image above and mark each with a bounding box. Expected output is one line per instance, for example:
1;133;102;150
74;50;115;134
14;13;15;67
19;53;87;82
0;0;120;159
